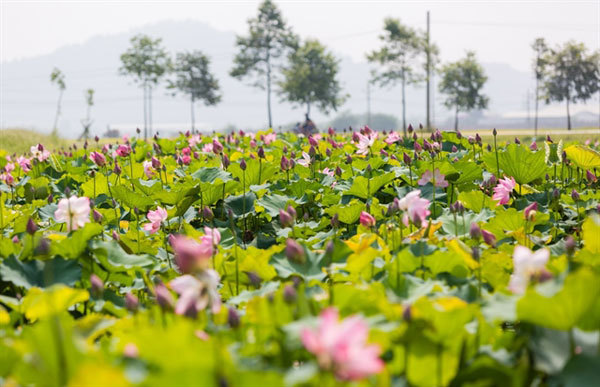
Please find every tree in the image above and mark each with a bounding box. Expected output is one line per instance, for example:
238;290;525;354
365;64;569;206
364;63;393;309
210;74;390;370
279;39;345;118
532;38;549;136
230;0;298;129
438;52;489;131
79;89;95;140
367;18;423;136
120;34;170;139
542;41;600;130
50;68;66;136
169;51;221;133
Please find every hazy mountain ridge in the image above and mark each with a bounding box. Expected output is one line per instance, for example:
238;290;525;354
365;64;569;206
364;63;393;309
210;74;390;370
2;20;598;138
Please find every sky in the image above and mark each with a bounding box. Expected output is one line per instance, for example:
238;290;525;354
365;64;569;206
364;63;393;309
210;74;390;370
2;0;599;72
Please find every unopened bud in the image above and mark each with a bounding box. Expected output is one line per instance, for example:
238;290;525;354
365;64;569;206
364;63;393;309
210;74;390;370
125;293;139;312
283;284;297;304
90;274;104;298
470;222;481;240
228;307;240;328
285;239;305;264
202;206;214;221
26;218;38;235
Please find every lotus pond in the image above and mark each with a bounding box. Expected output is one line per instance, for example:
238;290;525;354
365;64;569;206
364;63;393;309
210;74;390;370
0;128;599;386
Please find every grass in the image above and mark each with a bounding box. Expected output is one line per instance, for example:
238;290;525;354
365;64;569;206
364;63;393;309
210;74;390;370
0;129;69;155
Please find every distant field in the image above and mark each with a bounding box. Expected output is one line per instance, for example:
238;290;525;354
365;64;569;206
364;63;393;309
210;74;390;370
1;127;599;155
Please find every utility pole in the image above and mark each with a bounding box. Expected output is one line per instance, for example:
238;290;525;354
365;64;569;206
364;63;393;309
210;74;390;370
426;10;431;132
367;81;372;127
526;89;531;130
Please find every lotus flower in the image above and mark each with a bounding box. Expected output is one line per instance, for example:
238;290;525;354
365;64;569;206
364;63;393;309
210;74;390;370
115;144;131;157
301;307;384;381
16;156;31;172
169;235;213;273
492;176;516;205
355;132;378;155
30;144;50;162
359;211;376;228
90;151;106;167
263;132;277;145
508;246;550;294
297;152;312;167
384;131;401;145
142;160;155;178
417;168;448;188
170;270;221;317
54;196;91;231
143;206;168;234
398;190;431;227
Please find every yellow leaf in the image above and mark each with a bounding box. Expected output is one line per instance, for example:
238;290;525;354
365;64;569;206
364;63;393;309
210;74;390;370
68;361;130;387
47;233;67;241
0;305;10;325
21;285;89;321
447;239;479;269
564;145;600;170
582;214;600;254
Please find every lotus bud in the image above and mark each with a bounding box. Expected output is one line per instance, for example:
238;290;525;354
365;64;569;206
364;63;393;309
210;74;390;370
359;211;376;228
202;206;214;221
346;154;352;164
493;128;497;136
481;229;496;248
586;170;597;182
244;271;262;288
524;202;537;221
112;230;120;241
366;164;372;173
471;246;480;260
90;274;104;298
468;136;475;145
308;136;318;147
94;135;100;142
414;141;422;153
114;162;121;175
335;166;342;177
546;135;552;143
571;189;580;201
257;146;265;159
228;307;240;328
282;145;288;154
279;209;294;228
93;209;103;222
283;284;297;304
402;305;412;322
326;148;332;157
240;159;246;171
285;239;305;264
26;218;38;235
565;236;576;256
12;235;19;243
456;130;462;139
48;194;54;203
486;144;492;152
552;188;560;199
308;146;316;157
451;145;458;153
469;222;482;240
331;213;340;228
125;293;139;312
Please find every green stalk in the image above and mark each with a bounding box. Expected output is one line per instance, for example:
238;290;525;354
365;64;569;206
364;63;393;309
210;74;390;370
493;132;500;176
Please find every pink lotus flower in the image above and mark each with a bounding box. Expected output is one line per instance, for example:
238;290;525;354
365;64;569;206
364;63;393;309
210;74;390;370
530;141;538;151
90;151;106;167
4;163;14;173
355;132;378;155
169;234;213;273
321;168;334;177
16;156;31;172
0;172;14;186
492;176;516;205
297;152;311;167
170;270;221;317
202;143;213;153
417;168;448;188
385;131;401;145
359;211;376;228
508;246;550;294
301;307;384;381
142;160;156;179
398;190;431;227
188;134;202;147
212;138;223;154
143;206;168;234
54;196;91;231
115;144;131;157
201;226;221;249
524;202;537;221
263;132;277;145
30;144;50;162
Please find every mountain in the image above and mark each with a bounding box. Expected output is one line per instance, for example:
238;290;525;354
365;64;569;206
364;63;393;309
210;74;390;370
1;20;597;138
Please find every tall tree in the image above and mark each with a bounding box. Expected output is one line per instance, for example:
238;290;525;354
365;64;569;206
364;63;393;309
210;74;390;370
279;39;346;118
367;18;423;136
542;41;600;130
532;38;548;136
79;88;95;140
169;51;221;133
423;12;440;132
230;0;298;129
50;68;66;136
120;34;170;139
438;51;489;131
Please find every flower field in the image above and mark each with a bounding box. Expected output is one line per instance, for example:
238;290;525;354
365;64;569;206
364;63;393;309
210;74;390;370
1;127;599;386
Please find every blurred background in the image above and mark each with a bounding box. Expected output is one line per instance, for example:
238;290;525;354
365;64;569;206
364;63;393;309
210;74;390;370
1;0;599;139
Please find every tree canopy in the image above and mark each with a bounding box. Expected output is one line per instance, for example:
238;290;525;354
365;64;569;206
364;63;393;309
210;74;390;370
279;39;345;117
438;51;489;131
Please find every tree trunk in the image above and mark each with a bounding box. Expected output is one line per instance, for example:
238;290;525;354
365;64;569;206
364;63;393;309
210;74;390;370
52;89;63;136
266;54;273;129
534;77;539;136
149;85;153;137
306;101;311;118
454;105;459;132
190;97;196;133
566;98;571;130
401;73;407;137
143;82;148;140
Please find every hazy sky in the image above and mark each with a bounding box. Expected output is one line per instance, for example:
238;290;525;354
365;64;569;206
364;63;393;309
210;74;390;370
2;0;599;72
